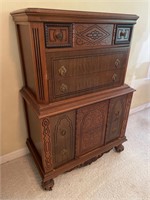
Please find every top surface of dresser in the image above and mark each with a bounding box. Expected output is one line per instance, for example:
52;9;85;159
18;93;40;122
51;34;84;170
11;8;138;103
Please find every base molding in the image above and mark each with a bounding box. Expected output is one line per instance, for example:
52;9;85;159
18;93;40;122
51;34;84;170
1;102;149;165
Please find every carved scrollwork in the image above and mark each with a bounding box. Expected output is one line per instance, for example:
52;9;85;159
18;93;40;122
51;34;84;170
41;118;52;172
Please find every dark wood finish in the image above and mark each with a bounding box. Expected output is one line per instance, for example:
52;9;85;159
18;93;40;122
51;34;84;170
11;8;138;190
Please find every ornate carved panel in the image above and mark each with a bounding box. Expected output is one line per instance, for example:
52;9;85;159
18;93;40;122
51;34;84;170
105;95;127;144
76;101;109;156
74;24;113;47
41;118;53;172
50;111;75;168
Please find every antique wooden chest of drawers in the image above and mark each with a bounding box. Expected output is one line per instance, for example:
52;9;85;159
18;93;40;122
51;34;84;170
11;8;138;190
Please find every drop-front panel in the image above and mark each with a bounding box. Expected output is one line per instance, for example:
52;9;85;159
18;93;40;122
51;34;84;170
11;8;138;190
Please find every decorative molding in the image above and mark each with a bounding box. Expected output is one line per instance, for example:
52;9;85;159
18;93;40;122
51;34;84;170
32;27;45;101
0;148;29;165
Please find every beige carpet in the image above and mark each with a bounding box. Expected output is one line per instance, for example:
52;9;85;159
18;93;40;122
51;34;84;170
1;108;150;200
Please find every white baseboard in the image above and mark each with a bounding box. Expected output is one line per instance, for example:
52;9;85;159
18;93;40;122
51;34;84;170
0;147;29;165
130;102;150;115
0;103;150;165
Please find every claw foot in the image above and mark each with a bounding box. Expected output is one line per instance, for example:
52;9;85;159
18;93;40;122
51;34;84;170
114;144;124;153
41;179;54;191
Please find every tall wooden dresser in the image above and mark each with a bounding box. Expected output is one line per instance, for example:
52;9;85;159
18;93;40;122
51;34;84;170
11;8;139;190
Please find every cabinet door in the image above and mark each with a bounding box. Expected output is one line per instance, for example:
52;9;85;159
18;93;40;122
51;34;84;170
76;101;108;156
50;111;75;168
105;95;127;144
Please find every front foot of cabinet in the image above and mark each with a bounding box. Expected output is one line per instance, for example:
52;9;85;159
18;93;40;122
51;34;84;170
41;179;54;191
114;144;124;153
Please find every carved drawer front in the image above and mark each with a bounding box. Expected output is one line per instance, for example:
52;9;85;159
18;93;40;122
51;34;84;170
50;111;75;168
115;25;133;44
52;50;129;79
74;24;113;47
51;68;125;99
76;101;109;156
105;95;127;144
44;23;72;48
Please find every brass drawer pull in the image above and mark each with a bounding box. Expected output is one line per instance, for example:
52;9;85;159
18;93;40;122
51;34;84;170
112;73;118;82
55;32;63;41
115;59;120;68
60;83;68;93
59;66;67;76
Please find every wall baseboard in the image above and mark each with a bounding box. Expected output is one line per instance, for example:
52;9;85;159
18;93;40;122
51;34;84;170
0;102;150;165
0;147;29;165
130;102;150;115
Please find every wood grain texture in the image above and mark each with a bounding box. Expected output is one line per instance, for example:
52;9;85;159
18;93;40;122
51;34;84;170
76;101;108;156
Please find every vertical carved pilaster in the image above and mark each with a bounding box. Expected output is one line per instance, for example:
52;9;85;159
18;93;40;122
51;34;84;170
41;118;52;173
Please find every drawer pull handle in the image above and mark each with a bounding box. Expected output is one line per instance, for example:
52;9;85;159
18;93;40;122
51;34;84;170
55;32;63;41
60;83;68;93
61;149;67;156
112;73;118;82
115;59;120;68
120;31;127;38
61;130;66;136
59;66;67;76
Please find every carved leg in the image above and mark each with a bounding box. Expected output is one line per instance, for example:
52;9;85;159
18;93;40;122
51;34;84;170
114;144;124;153
41;179;54;191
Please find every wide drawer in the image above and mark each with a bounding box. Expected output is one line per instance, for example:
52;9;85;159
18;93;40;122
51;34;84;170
50;68;125;100
52;51;129;79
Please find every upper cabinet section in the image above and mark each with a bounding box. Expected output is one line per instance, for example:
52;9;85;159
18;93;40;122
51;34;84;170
11;8;138;103
11;8;138;49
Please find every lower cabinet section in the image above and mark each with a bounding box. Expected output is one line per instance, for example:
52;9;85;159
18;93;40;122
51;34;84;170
24;86;134;190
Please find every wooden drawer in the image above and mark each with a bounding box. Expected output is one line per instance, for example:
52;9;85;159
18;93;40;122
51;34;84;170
73;24;113;47
52;51;129;79
45;23;72;48
115;25;133;44
51;69;126;99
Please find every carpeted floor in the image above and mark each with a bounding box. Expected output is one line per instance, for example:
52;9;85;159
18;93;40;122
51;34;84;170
1;108;150;200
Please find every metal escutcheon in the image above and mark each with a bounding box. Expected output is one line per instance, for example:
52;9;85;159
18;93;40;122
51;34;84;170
59;66;67;76
60;83;68;93
112;73;118;81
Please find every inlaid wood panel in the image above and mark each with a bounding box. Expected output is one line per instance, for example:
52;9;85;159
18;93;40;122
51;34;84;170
76;101;109;156
74;24;113;47
105;95;127;143
50;111;75;168
45;23;72;48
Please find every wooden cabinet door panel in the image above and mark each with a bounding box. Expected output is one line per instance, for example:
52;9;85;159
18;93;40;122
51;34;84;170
76;101;109;156
50;111;75;168
105;95;127;143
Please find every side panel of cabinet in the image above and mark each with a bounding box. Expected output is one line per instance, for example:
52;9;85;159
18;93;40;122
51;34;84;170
50;111;75;168
76;101;109;156
105;95;127;144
